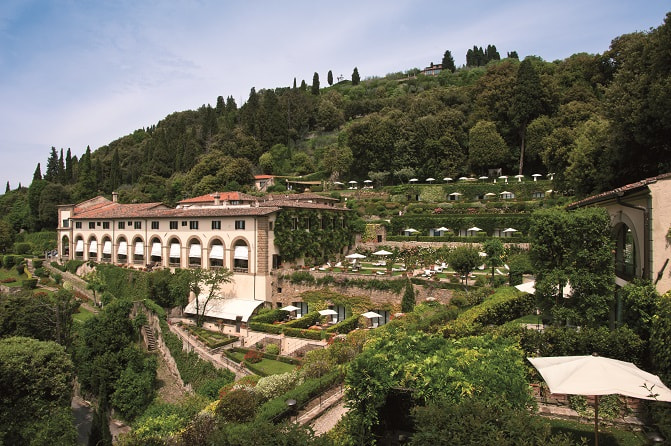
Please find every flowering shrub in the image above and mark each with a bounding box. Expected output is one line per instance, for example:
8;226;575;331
255;371;302;400
243;350;263;364
218;375;260;399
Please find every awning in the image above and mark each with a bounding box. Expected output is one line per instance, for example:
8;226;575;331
183;297;264;323
210;244;224;260
134;241;144;256
189;243;201;258
169;243;180;258
151;242;162;257
89;240;98;254
102;240;112;255
75;239;84;253
118;240;128;256
234;245;248;260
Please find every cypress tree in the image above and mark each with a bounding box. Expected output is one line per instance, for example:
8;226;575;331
311;72;320;95
32;163;42;182
327;70;333;86
58;148;66;184
110;148;121;190
5;181;9;193
293;77;297;89
352;67;360;85
44;147;59;182
510;58;544;174
65;148;73;183
401;280;415;312
441;50;456;73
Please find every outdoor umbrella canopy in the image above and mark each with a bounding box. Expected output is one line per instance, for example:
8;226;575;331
435;226;449;232
318;309;338;316
404;228;419;233
502;227;518;233
372;249;393;256
426;177;435;183
345;253;366;259
361;311;383;319
280;305;300;312
443;177;452;182
528;355;671;445
467;226;482;232
409;178;418;182
363;179;372;183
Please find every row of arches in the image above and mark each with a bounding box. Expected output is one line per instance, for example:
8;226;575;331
61;234;251;272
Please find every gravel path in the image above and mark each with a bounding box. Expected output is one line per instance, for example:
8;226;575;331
309;400;348;435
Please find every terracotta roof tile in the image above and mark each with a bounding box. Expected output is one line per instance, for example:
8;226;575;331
568;172;671;209
178;191;256;204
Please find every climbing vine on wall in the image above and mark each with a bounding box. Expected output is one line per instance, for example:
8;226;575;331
274;208;359;261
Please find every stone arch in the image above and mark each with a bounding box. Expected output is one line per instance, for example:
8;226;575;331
61;235;70;259
149;236;163;264
611;210;643;280
208;238;225;269
132;235;145;265
116;236;129;264
101;235;113;263
187;236;203;267
231;237;250;273
168;236;183;267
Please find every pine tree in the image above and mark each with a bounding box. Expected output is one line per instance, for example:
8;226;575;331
441;50;456;73
32;163;42;182
327;70;333;86
300;79;307;90
352;67;360;85
215;95;225;115
311;72;320;95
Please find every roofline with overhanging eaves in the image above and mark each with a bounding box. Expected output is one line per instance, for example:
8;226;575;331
567;172;671;209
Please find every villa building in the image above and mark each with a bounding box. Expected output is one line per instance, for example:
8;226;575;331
568;172;671;294
57;191;350;319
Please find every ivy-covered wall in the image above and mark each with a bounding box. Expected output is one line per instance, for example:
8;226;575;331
389;214;532;236
273;208;360;261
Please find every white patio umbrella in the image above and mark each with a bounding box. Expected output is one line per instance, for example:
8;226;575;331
458;176;469;180
435;226;449;233
318;309;338;316
515;279;573;298
345;253;366;260
479;176;489;180
363;179;372;183
333;181;344;185
409;178;418;183
361;311;383;319
467;226;482;232
443;177;452;182
426;177;435;183
404;228;419;234
484;192;496;197
348;180;358;184
502;227;518;233
449;192;462;197
372;249;393;256
498;175;509;183
280;305;300;312
528;355;671;445
532;173;542;181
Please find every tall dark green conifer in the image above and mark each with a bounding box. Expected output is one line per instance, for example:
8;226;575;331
293;77;297;89
65;149;73;184
32;163;42;182
5;181;9;194
510;58;544;174
44;147;59;182
352;67;360;85
311;72;320;95
58;148;66;184
441;50;456;72
327;70;333;86
110;148;121;190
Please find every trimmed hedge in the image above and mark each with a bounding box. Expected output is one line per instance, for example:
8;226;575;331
248;321;327;340
255;370;342;422
325;315;359;334
51;261;67;272
32;259;44;269
250;309;288;324
22;278;38;289
249;322;283;335
284;311;321;329
65;259;85;274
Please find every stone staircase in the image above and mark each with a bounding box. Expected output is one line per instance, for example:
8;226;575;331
143;325;156;351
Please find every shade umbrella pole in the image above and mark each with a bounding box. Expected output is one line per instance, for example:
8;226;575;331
594;395;599;446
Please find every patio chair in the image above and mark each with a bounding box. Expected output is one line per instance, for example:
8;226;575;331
372;321;379;328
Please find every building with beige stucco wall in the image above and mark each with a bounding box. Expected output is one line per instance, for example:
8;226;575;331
57;191;347;312
569;172;671;295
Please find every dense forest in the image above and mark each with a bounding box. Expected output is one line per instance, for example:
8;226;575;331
1;13;671;237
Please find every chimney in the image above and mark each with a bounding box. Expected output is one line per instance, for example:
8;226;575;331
213;192;221;206
112;191;118;203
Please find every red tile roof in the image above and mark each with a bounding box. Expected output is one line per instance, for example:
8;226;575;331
73;202;168;219
568;172;671;209
254;175;274;180
178;191;257;204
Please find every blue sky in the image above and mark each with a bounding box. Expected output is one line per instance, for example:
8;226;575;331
0;0;668;189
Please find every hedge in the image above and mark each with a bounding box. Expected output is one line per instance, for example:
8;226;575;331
228;347;301;366
248;321;327;340
51;261;67;272
325;315;359;334
255;370;342;423
250;309;289;324
249;322;283;335
65;259;85;274
22;278;38;289
284;311;321;329
32;259;44;269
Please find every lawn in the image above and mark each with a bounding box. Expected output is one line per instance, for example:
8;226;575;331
182;324;237;348
548;418;648;446
228;351;296;375
0;267;29;287
73;306;96;324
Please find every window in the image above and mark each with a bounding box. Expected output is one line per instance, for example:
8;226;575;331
189;221;199;230
320;218;325;230
169;221;178;230
235;220;245;230
212;220;221;230
75;222;82;229
97;221;101;226
62;219;69;228
128;221;132;226
89;222;95;229
151;221;159;230
181;221;187;227
292;218;298;230
102;222;110;229
532;191;545;199
230;200;241;205
134;221;142;229
118;221;125;229
268;221;273;231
